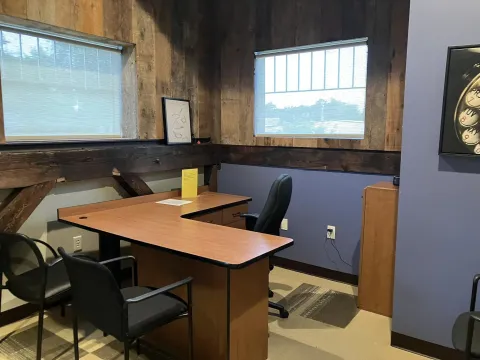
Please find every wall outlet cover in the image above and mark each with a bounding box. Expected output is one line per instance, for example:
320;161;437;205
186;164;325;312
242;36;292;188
73;235;82;252
327;225;336;240
281;218;288;231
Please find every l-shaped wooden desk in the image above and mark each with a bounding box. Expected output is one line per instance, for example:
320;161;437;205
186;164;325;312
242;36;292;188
58;190;294;360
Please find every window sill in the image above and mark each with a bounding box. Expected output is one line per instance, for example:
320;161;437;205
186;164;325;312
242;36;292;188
254;134;365;140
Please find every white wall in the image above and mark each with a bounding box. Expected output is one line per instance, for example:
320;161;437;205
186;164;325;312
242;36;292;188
1;169;204;311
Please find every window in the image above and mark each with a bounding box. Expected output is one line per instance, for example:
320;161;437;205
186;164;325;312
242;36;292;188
254;39;368;139
0;25;134;141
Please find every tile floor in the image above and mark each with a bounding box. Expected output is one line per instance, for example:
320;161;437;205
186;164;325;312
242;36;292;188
0;267;431;360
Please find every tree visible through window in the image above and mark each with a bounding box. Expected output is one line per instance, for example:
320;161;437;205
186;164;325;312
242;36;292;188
0;27;130;141
254;39;368;139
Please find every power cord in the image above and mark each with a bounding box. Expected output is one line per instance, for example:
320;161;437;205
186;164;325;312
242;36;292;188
325;235;352;269
324;236;339;269
329;238;352;268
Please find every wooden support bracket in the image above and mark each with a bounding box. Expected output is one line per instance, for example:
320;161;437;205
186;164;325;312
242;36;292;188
0;180;55;233
113;171;154;197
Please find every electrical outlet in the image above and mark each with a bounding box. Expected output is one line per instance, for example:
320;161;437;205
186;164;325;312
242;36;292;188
73;235;82;252
281;219;289;231
327;225;336;240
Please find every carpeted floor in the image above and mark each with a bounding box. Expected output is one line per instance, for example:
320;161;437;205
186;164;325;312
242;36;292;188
0;267;430;360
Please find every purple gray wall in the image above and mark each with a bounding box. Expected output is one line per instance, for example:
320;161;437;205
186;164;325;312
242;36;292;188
218;163;389;275
393;0;480;347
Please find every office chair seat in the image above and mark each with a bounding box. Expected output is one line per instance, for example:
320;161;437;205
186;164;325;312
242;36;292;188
453;311;480;358
7;258;70;305
121;287;188;338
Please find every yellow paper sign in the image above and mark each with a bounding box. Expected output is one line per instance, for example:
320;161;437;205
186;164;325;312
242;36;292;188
182;168;198;198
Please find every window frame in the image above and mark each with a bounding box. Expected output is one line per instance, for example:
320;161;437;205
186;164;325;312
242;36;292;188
254;38;368;140
0;16;138;144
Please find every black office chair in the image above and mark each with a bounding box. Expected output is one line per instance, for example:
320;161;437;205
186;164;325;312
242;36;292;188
0;233;71;360
241;174;292;319
58;247;194;360
452;274;480;359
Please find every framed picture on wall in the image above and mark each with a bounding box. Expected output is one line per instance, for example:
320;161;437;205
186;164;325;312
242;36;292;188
440;44;480;156
162;97;193;145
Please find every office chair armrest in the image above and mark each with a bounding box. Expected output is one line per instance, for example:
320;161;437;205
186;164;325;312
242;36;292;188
240;213;259;231
465;313;480;357
125;277;193;305
101;256;138;286
31;239;59;258
470;274;480;311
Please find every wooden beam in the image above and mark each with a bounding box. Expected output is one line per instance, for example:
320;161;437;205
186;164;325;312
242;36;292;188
220;145;401;175
0;143;217;189
204;164;218;192
0;181;55;233
113;172;154;197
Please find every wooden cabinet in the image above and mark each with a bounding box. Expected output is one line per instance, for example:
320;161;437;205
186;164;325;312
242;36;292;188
190;211;223;225
222;204;248;225
190;203;248;230
358;182;399;317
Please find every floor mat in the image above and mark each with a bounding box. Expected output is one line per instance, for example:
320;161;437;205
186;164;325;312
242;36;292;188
277;283;358;328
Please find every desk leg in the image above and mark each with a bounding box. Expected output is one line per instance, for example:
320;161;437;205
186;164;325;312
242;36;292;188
99;233;121;283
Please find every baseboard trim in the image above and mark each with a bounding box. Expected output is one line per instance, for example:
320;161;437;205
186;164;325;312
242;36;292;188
391;332;463;360
0;303;38;327
271;256;358;286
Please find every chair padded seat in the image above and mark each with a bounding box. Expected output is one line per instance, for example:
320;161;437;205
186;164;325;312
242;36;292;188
121;287;187;339
6;259;71;304
453;311;480;358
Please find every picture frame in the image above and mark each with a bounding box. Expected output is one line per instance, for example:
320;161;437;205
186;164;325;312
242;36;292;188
162;97;193;145
439;44;480;156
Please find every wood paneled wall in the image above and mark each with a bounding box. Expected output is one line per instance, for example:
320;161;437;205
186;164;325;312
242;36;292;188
0;0;216;140
216;0;410;151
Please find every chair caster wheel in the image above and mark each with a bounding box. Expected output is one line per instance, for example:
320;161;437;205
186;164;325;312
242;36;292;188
280;310;289;319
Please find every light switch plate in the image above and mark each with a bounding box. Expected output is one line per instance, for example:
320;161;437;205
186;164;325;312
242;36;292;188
281;219;289;231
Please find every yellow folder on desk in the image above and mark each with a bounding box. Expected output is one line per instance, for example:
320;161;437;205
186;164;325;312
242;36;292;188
182;168;198;198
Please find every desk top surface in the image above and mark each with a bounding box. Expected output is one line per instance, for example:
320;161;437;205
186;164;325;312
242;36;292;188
58;192;294;268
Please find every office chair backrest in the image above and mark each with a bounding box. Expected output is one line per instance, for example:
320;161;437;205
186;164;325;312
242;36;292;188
254;174;292;236
0;233;47;303
58;248;125;340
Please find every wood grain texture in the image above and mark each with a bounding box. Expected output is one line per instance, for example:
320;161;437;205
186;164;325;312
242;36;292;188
221;145;401;175
73;0;104;36
216;0;410;151
113;173;154;197
0;0;27;18
358;182;399;317
0;181;55;232
59;191;293;267
0;143;217;189
59;185;210;218
0;0;215;141
384;0;410;151
132;245;229;360
230;258;269;360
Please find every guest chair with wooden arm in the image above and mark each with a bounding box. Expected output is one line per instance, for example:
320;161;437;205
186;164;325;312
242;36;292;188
58;247;194;360
452;274;480;359
241;174;292;319
0;233;71;360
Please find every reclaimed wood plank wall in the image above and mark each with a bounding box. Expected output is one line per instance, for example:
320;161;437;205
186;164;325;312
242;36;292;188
216;0;410;151
0;0;216;140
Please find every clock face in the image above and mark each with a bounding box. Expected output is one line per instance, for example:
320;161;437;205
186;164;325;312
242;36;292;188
454;74;480;152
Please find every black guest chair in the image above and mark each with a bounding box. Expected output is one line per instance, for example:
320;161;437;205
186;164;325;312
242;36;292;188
453;274;480;359
0;233;71;360
241;174;292;319
58;247;193;360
